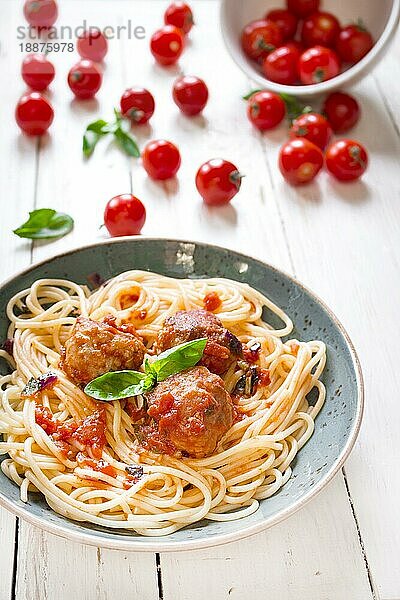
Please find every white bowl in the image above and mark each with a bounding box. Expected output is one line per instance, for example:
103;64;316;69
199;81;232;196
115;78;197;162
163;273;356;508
220;0;400;96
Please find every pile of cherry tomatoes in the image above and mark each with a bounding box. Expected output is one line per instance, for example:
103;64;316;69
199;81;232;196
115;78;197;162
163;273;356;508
16;0;107;135
15;0;370;240
245;87;367;184
241;0;374;85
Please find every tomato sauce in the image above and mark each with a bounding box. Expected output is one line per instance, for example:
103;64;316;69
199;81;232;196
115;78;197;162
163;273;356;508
243;343;261;363
257;368;271;387
35;406;107;459
203;292;222;312
119;289;140;309
71;409;107;459
35;406;58;434
129;309;147;321
76;453;117;478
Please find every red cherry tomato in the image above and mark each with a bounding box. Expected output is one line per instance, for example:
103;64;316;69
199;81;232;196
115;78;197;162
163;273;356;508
290;112;332;150
77;30;108;62
279;138;323;185
120;87;155;124
104;194;146;237
150;26;184;66
142;140;181;180
247;91;286;131
285;40;304;53
67;60;102;99
263;44;300;85
241;19;283;61
172;76;209;116
325;139;368;181
299;46;340;84
264;9;298;41
21;54;55;91
164;2;194;35
336;24;374;64
323;91;360;133
301;12;341;48
15;92;54;136
23;0;58;28
286;0;319;18
196;159;242;206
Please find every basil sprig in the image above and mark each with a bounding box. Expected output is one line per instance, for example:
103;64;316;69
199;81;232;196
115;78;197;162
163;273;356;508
84;338;207;401
13;209;74;240
83;109;140;158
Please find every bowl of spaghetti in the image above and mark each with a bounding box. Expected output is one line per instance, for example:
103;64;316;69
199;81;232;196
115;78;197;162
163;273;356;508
0;238;363;551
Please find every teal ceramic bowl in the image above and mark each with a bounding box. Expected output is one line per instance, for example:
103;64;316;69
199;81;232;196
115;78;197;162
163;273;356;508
0;238;363;551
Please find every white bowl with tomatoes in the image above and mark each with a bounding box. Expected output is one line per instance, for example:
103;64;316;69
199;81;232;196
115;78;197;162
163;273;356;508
220;0;400;96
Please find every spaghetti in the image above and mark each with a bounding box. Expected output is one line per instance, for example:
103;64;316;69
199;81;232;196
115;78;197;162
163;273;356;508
0;270;326;536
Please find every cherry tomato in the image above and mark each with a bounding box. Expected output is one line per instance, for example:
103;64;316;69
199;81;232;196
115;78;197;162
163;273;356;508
323;91;360;133
164;2;194;35
196;159;242;206
286;0;319;18
172;76;209;116
299;46;340;84
15;92;54;136
21;54;55;91
301;12;341;48
336;23;374;64
23;0;58;28
279;139;323;185
264;9;298;41
120;87;155;124
247;91;286;131
325;139;368;181
77;30;108;62
142;140;181;180
290;112;332;150
104;194;146;237
150;26;184;66
241;20;283;62
67;60;102;99
285;40;304;53
263;44;300;85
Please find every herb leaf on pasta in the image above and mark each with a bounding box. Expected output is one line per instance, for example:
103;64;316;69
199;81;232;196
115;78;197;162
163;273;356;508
84;338;207;401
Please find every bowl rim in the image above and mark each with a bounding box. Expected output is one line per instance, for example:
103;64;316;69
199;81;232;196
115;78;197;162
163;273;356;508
0;236;364;552
220;0;400;96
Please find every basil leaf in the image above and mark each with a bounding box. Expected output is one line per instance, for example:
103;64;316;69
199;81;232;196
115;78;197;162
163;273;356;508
83;120;111;157
84;370;156;401
86;119;109;134
242;89;262;100
148;338;208;382
279;93;313;124
13;209;74;240
114;127;140;157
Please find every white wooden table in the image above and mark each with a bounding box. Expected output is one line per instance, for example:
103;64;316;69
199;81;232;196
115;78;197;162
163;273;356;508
1;1;399;598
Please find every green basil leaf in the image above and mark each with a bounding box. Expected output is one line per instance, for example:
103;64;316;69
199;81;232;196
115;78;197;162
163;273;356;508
84;370;155;401
149;338;208;382
86;119;109;134
242;89;262;100
83;120;112;157
279;93;313;124
114;127;140;157
13;209;74;240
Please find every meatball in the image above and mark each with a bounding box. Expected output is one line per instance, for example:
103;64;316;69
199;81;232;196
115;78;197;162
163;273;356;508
156;309;242;374
62;316;145;387
146;366;234;458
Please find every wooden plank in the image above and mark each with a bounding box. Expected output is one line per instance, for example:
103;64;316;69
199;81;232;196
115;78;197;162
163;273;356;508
0;2;38;598
256;68;400;600
12;2;157;599
15;521;158;600
160;475;373;600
